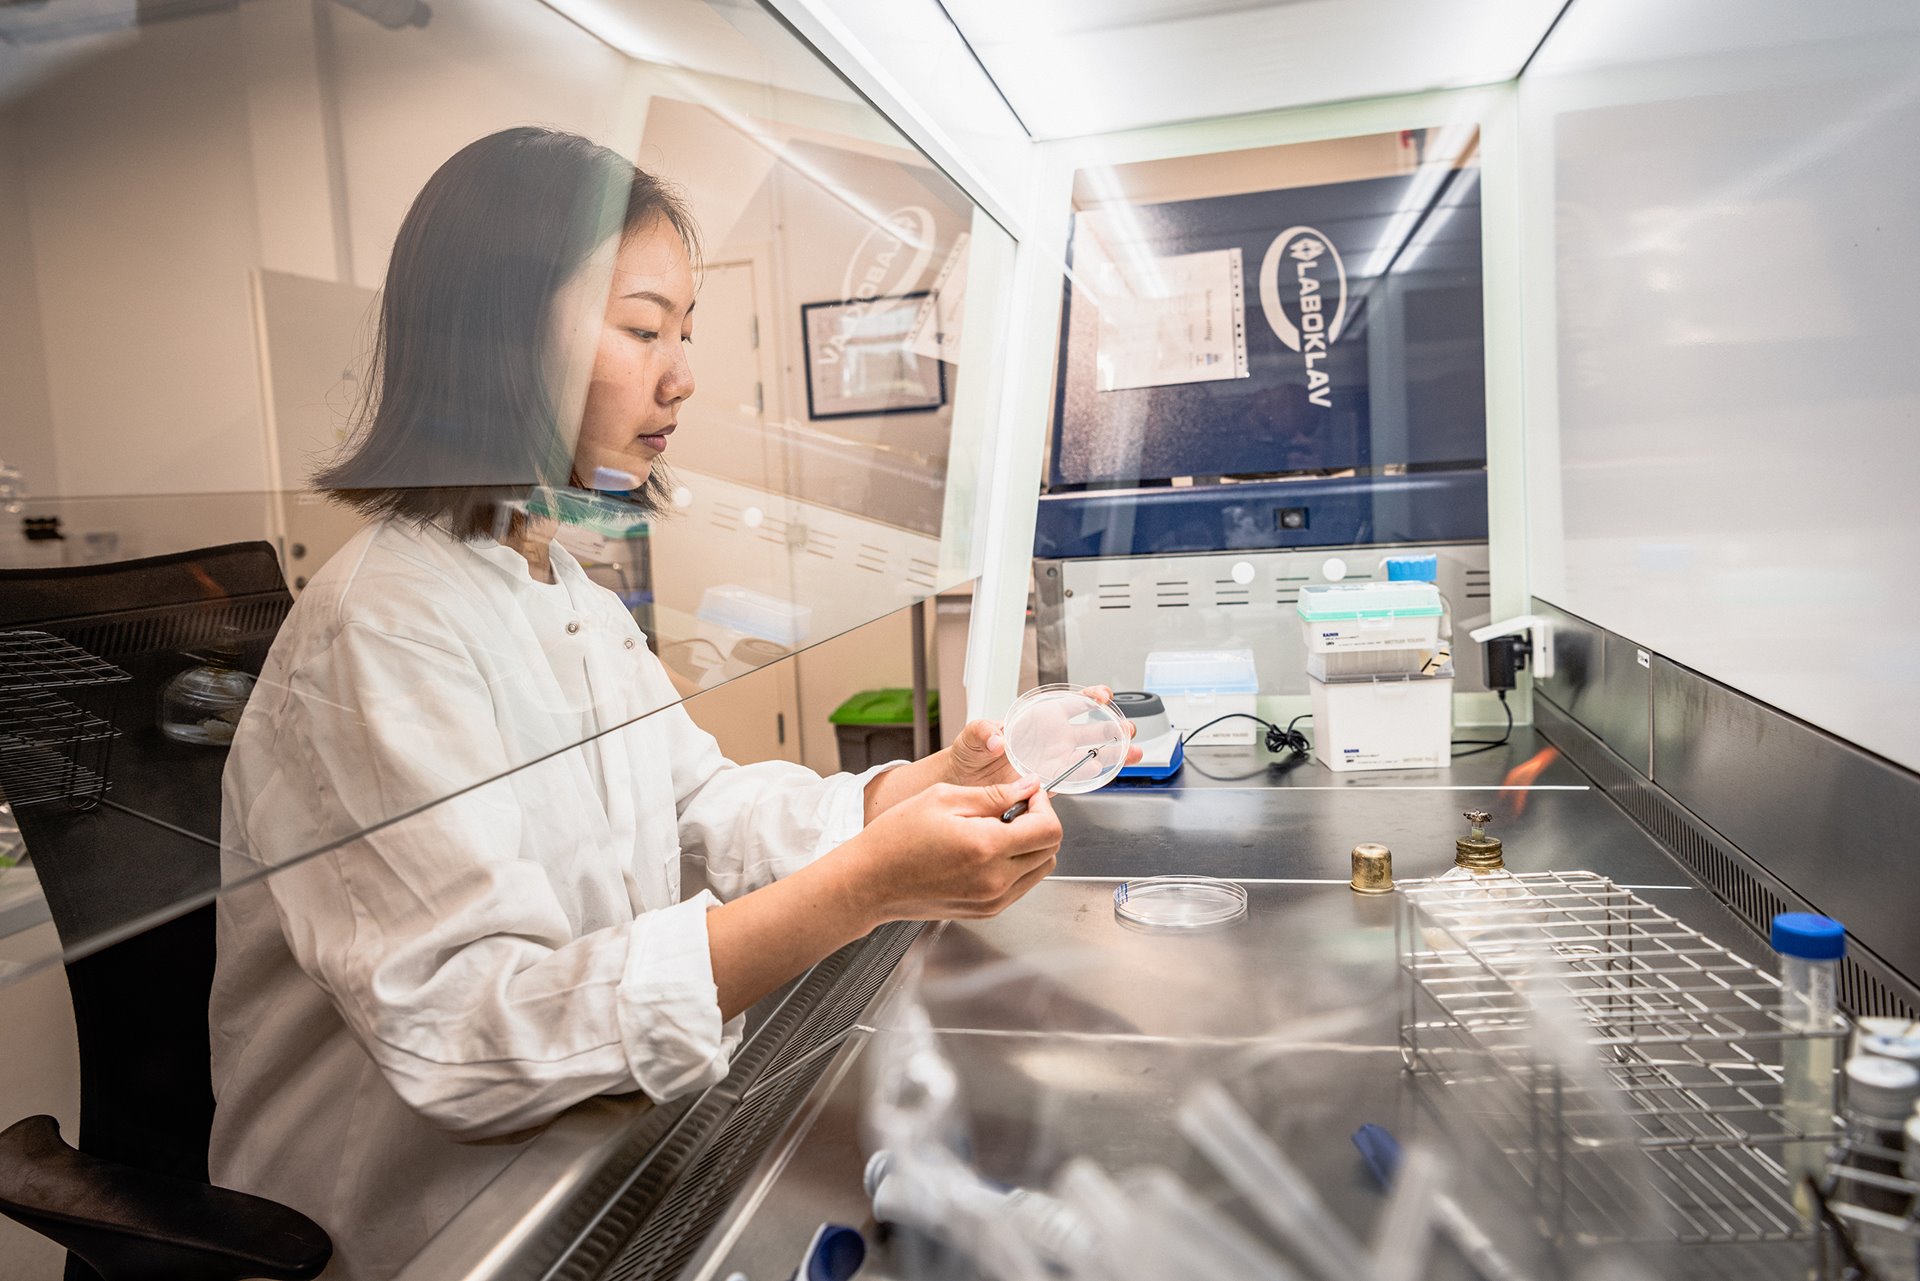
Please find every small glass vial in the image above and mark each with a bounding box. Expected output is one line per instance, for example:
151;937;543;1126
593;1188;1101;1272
1425;811;1525;960
159;631;256;746
1840;1055;1920;1217
1772;912;1845;1220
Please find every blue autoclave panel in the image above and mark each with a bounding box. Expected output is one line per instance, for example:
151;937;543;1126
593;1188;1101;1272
1037;164;1487;558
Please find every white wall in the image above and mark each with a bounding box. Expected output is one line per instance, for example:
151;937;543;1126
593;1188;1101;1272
0;112;56;495
1518;0;1920;770
1;0;1005;573
327;0;629;291
13;9;268;501
0;0;629;524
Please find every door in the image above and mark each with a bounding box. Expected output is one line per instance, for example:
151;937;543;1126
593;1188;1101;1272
251;269;378;592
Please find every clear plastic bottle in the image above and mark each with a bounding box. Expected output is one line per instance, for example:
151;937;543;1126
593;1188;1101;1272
159;631;256;746
864;1150;1095;1271
1383;554;1453;677
1773;911;1845;1220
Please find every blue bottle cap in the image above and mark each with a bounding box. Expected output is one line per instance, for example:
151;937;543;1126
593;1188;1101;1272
1383;554;1438;582
1771;912;1846;960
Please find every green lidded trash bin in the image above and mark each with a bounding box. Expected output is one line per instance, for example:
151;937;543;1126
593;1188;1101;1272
829;688;940;771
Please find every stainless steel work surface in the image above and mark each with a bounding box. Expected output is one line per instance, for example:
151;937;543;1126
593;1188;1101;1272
681;740;1798;1281
1054;728;1687;885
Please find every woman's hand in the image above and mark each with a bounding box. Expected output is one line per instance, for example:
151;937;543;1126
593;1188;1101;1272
711;777;1063;1018
844;777;1063;922
940;685;1143;789
860;686;1144;823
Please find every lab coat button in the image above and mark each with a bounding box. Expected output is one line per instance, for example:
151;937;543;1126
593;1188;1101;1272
566;621;581;635
624;638;636;649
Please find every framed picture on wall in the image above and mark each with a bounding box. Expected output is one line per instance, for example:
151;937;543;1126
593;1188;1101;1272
800;291;946;420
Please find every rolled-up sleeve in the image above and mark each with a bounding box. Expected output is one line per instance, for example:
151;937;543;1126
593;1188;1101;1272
612;891;738;1100
246;622;738;1139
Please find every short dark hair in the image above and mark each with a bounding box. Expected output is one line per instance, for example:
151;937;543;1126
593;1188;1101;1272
316;127;701;536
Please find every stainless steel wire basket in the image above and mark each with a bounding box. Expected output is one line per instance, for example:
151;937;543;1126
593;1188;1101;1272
1398;870;1848;1254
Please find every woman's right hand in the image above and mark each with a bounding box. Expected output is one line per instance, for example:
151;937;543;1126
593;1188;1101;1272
846;777;1063;923
706;777;1063;1020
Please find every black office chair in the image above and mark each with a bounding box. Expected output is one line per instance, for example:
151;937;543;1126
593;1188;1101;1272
0;542;331;1281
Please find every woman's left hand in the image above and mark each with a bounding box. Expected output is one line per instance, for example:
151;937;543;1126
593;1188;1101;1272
941;684;1142;788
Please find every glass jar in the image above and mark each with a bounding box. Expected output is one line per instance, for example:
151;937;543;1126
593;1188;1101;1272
1839;1055;1920;1217
159;641;255;746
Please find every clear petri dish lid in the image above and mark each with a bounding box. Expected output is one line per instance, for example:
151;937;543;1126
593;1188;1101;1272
1001;683;1129;795
1113;875;1248;931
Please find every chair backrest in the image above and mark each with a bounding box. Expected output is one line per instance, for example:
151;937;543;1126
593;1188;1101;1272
0;542;291;1182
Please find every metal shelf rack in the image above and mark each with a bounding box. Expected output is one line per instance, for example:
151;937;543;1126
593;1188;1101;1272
1398;870;1848;1253
0;629;129;811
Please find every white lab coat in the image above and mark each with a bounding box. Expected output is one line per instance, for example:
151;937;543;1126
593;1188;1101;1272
209;519;890;1280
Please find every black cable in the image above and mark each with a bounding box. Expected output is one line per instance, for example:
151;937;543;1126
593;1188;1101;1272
1179;712;1312;762
1450;690;1513;757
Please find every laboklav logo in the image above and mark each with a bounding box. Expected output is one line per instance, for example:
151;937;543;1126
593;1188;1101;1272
1259;225;1347;408
840;206;937;306
818;206;938;370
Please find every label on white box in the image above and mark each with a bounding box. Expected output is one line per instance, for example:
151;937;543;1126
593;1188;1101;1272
1162;692;1257;745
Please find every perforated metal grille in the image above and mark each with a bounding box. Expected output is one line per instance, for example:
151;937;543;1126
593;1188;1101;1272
751;919;920;1088
554;921;923;1281
48;596;291;660
1536;700;1916;1021
598;1052;828;1281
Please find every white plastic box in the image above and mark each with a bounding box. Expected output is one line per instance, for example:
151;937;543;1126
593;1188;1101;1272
697;584;813;648
1143;649;1258;746
1297;581;1442;653
1309;673;1452;772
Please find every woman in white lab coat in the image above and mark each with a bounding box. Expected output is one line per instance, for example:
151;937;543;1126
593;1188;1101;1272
207;128;1118;1280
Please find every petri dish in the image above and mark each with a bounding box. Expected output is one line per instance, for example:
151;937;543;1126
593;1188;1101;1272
1113;876;1248;931
1002;684;1129;795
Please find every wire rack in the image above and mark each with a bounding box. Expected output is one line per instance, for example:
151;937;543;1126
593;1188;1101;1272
0;630;128;694
1399;870;1848;1252
0;630;129;810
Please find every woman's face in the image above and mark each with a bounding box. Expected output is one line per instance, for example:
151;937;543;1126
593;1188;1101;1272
565;216;696;491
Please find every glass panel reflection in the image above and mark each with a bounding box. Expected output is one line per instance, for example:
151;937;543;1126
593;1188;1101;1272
0;4;1021;1275
0;0;1011;975
1032;129;1501;750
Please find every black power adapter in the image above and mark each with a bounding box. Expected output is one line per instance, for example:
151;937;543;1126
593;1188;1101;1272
1483;632;1530;691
